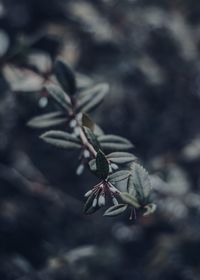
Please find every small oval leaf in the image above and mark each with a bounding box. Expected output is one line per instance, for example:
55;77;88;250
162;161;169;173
107;152;137;164
96;150;109;179
98;135;134;151
41;130;80;143
77;83;109;113
82;113;95;131
55;60;76;95
143;203;157;216
119;192;140;208
88;159;96;171
108;170;131;183
83;126;100;152
83;192;101;215
27;112;67;128
104;204;128;217
45;84;71;111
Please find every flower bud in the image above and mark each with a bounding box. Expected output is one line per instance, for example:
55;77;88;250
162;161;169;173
83;149;90;158
98;195;105;206
69;119;77;128
92;198;98;208
76;164;84;175
73;126;80;136
39;96;48;108
84;189;93;197
77;113;83;122
112;197;119;205
111;163;119;170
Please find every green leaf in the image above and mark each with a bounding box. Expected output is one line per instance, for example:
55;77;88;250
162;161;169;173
55;60;76;95
96;150;109;179
76;73;93;89
98;135;134;150
83;192;101;214
104;204;127;217
119;192;140;208
27;112;67;128
41;130;80;143
82;113;104;137
143;203;157;216
77;83;109;113
45;84;72;111
130;163;152;203
82;113;95;131
83;192;94;214
83;126;100;152
127;175;136;197
40;138;81;149
106;152;137;164
108;170;130;183
89;157;112;174
93;124;104;136
40;130;81;149
88;159;96;172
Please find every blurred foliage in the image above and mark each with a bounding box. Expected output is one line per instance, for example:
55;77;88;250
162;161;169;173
0;0;200;280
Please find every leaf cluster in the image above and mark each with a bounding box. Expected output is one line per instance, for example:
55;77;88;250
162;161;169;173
28;59;156;219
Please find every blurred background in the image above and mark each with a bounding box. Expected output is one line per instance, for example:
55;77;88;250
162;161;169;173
0;0;200;279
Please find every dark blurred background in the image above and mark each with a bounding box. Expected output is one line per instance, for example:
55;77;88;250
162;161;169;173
0;0;200;279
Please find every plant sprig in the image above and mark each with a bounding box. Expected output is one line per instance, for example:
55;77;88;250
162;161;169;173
28;59;156;219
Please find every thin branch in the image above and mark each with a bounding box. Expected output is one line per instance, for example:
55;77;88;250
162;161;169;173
78;126;97;158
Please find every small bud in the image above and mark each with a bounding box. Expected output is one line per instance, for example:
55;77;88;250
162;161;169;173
112;197;119;205
69;119;77;128
92;198;98;208
76;164;84;175
98;195;105;206
73;126;80;136
77;112;83;122
84;189;93;197
38;97;48;108
83;149;90;158
111;163;119;170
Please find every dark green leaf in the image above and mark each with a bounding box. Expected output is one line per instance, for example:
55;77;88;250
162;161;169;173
89;158;113;174
45;84;72;111
81;113;104;137
106;152;137;164
40;138;81;149
83;126;100;151
55;60;76;95
27;111;67;128
83;192;101;214
82;113;95;130
96;150;109;179
77;83;109;113
119;192;140;208
104;204;127;217
108;170;131;183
